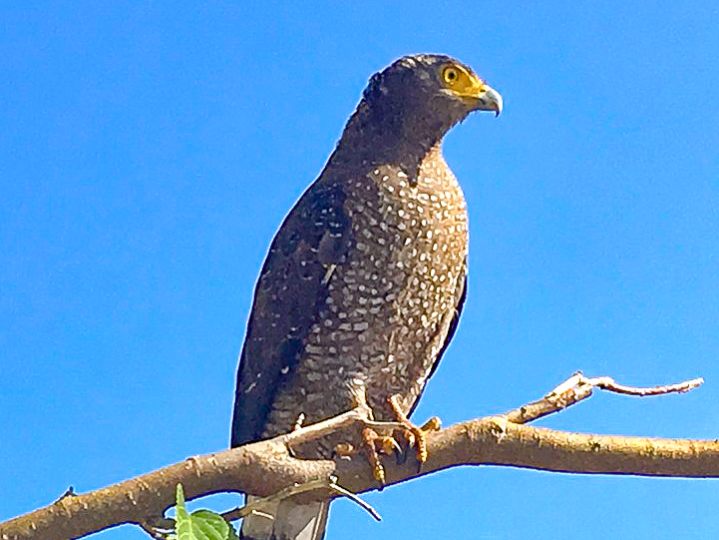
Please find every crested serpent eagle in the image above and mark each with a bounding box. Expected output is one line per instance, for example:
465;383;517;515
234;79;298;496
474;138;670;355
231;54;502;540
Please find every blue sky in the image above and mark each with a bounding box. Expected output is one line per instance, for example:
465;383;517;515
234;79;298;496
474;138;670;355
1;1;718;539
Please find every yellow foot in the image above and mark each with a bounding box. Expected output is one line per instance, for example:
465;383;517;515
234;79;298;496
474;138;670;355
387;394;441;465
362;427;387;486
335;431;401;485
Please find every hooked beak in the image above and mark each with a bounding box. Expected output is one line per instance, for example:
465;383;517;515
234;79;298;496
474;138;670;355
472;84;503;117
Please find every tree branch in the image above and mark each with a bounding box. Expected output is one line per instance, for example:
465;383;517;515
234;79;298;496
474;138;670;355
501;371;704;424
1;373;714;540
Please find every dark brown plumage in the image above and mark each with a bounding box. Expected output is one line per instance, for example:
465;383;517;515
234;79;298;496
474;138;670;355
231;54;501;540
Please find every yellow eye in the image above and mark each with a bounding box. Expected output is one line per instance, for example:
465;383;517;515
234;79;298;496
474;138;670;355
443;66;460;85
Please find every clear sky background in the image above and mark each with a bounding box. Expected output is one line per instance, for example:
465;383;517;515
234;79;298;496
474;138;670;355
1;2;718;539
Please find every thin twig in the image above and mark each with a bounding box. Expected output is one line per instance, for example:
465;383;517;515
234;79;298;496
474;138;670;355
138;520;172;540
362;419;408;431
502;371;704;424
280;407;369;447
280;381;374;446
328;476;381;521
586;374;703;396
279;384;408;447
52;486;77;505
236;478;331;519
220;476;381;524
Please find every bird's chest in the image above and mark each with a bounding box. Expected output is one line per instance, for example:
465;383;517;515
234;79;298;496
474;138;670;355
264;159;468;443
322;160;468;413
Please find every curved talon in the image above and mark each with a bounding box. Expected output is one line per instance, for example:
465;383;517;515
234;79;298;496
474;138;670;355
387;394;439;466
376;435;402;455
357;396;441;484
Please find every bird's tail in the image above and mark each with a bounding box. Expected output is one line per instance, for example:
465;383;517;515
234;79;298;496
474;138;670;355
240;497;329;540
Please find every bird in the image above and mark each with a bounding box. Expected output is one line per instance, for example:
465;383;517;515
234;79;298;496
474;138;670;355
231;53;502;540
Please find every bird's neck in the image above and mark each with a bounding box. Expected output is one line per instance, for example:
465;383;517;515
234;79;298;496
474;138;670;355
326;100;447;180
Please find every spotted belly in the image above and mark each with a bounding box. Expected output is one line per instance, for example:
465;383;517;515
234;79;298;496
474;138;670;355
262;157;468;456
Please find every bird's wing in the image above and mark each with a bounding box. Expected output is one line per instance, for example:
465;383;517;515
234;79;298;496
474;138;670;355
231;181;352;447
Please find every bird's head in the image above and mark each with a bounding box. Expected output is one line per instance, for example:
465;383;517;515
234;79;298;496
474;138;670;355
358;54;502;144
332;54;502;168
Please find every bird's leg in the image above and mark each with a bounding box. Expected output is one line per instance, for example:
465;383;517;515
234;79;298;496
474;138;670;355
359;426;402;485
387;394;441;465
362;427;387;486
331;378;402;484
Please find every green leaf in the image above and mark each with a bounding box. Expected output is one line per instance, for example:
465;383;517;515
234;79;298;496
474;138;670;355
175;484;189;521
171;484;239;540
